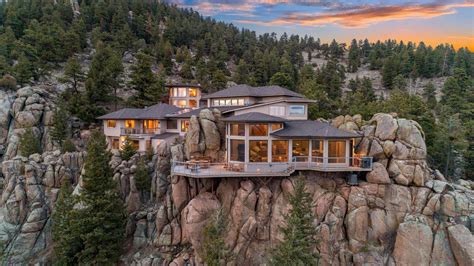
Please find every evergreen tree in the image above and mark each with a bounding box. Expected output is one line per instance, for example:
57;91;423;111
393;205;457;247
270;178;319;265
50;102;69;146
62;138;77;153
422;82;437;109
210;70;226;92
348;39;360;73
300;79;334;119
233;59;249;84
270;72;294;89
128;51;160;107
19;128;41;157
120;136;137;161
75;130;126;264
392;74;407;91
60;56;85;93
52;178;81;265
134;157;151;196
202;208;232;265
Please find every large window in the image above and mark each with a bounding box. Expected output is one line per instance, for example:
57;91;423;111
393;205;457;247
189;88;198;97
181;120;190;132
107;120;116;128
173;100;187;108
249;140;268;162
143;120;159;129
311;140;323;163
249;124;268;136
230;140;245;162
289;105;305;115
189;100;197;108
125;120;135;128
270;106;285;116
212;98;245;106
177;88;187;97
271;123;283;131
292;140;309;162
167;120;178;130
230;123;245;136
272;140;288;162
328;140;346;163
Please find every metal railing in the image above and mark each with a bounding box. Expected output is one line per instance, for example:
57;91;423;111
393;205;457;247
291;156;373;170
120;127;159;135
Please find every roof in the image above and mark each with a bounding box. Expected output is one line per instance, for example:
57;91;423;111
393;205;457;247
151;132;179;140
97;108;143;120
202;84;304;99
136;103;181;119
165;84;201;88
271;120;361;139
166;106;240;118
223;112;287;123
97;103;182;120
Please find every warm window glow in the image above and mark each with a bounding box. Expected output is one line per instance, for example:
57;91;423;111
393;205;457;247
230;123;245;136
249;124;268;136
181;120;190;132
249;140;268;162
107;120;116;128
213;99;220;106
271;123;283;131
167;120;178;130
112;138;120;149
272;140;288;162
178;88;187;97
143;120;159;129
328;140;346;163
292;140;309;161
230;139;245;162
238;99;244;105
177;100;187;107
189;100;197;108
189;88;198;97
125;120;135;128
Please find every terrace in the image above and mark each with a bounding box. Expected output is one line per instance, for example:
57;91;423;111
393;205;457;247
171;156;373;178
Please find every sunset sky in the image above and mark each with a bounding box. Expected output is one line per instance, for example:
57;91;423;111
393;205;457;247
170;0;474;50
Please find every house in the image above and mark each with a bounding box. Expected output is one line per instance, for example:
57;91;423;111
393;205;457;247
98;84;373;178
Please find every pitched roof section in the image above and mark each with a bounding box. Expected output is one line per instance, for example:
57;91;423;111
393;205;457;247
271;120;361;138
97;103;182;120
223;112;287;123
166;106;240;118
202;84;304;99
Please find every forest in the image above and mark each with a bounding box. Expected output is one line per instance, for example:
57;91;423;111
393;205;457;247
0;0;472;182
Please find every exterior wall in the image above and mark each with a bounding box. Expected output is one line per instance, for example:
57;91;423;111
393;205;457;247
233;102;308;120
103;120;123;137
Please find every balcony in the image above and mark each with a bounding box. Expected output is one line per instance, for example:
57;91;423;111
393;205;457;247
120;127;159;135
171;156;373;178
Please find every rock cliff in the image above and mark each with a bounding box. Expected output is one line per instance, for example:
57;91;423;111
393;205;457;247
0;89;472;265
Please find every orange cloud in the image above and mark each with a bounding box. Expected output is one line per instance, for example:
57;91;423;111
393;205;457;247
237;1;474;28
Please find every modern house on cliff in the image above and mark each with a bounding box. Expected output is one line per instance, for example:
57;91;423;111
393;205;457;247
98;84;373;178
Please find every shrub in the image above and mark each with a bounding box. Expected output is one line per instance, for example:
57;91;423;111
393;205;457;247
19;128;41;157
0;74;17;90
62;139;77;153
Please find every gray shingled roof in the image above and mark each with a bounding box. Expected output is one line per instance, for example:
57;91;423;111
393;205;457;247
202;84;304;99
271;120;361;138
150;132;179;139
223;112;287;123
166;106;239;118
97;103;182;120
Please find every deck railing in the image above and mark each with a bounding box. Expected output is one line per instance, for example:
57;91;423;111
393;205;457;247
120;127;159;135
171;156;373;177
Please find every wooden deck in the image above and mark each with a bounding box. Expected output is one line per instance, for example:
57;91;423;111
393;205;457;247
171;159;373;178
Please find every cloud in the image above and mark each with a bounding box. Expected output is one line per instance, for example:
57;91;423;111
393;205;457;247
236;1;474;28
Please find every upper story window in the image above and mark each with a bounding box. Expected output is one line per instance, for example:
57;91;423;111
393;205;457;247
107;120;116;128
230;123;245;136
181;120;190;132
173;99;187;108
212;98;245;106
167;120;178;130
177;88;187;97
189;100;197;108
249;124;268;136
289;105;305;116
125;120;135;128
270;106;285;116
189;88;198;97
143;120;159;129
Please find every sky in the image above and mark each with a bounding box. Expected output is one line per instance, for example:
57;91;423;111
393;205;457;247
169;0;474;50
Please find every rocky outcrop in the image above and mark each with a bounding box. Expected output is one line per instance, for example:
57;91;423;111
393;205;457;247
0;151;85;263
333;113;431;187
184;109;224;162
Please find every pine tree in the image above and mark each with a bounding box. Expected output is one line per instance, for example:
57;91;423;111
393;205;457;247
52;178;81;265
75;130;126;264
60;56;85;93
422;82;437;109
348;39;360;73
50;102;69;146
270;178;319;265
120;136;137;161
210;70;226;92
202;208;232;265
270;72;294;89
392;74;407;91
19;128;41;157
129;51;160;107
134;157;151;193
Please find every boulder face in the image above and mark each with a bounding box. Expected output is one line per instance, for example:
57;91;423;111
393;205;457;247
333;113;430;187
